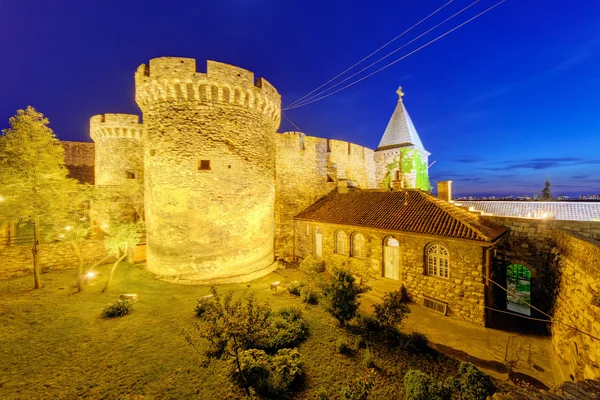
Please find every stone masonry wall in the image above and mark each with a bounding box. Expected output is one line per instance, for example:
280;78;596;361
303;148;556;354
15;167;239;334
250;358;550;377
0;233;111;280
295;221;487;325
550;229;600;381
275;133;377;260
136;58;280;281
61;141;95;184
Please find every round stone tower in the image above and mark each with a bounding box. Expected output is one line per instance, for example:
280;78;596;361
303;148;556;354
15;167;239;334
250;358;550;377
135;57;281;282
90;114;145;224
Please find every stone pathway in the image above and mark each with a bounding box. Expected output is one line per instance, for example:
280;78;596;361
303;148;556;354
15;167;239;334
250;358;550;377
360;278;559;390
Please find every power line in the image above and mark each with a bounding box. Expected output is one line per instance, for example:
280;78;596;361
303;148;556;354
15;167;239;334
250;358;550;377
284;0;507;111
285;0;455;109
282;112;304;133
287;0;481;109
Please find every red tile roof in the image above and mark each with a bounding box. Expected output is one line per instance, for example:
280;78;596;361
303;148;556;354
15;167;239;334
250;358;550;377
295;190;507;243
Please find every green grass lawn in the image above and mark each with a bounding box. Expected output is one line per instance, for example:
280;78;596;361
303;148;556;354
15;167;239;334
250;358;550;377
0;263;464;399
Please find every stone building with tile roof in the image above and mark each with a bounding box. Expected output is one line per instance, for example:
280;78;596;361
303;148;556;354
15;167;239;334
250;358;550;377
294;187;508;325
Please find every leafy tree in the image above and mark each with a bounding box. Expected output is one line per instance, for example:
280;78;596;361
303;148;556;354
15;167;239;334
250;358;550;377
373;289;411;330
0;107;80;289
102;219;144;292
323;269;369;326
185;287;271;396
457;362;496;400
540;177;552;200
403;370;454;400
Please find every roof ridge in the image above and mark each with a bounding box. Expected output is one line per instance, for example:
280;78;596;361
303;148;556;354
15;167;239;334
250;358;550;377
420;192;490;241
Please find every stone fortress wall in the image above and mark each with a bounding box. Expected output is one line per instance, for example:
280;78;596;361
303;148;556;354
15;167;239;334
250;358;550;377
135;58;281;282
61;141;95;184
275;132;378;260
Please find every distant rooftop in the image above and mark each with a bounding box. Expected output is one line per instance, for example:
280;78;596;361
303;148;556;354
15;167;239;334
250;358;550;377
457;201;600;222
295;190;507;242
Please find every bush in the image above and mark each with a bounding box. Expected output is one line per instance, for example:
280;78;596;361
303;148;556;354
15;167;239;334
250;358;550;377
358;315;382;333
195;298;213;317
235;348;303;397
404;369;452;400
313;388;330;399
300;285;320;305
336;338;355;356
340;368;376;400
253;307;309;353
101;299;132;318
287;280;306;296
402;332;429;353
458;362;496;400
373;289;410;329
323;269;369;326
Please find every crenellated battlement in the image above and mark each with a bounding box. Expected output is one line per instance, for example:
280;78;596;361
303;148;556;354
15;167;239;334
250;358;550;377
90;113;144;141
134;57;281;124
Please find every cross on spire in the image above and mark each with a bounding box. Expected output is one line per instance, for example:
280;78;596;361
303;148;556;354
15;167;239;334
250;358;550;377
396;86;404;101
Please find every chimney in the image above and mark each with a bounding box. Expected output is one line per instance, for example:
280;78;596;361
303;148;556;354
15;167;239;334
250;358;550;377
437;181;452;202
337;178;349;194
391;179;404;191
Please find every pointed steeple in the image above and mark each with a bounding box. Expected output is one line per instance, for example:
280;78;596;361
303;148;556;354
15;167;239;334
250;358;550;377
376;86;428;153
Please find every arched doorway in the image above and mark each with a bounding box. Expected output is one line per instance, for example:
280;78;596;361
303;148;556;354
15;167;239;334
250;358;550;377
383;237;400;280
314;227;322;258
506;264;532;316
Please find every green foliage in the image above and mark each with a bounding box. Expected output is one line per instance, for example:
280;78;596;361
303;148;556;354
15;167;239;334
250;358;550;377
540;177;552;200
358;315;383;333
104;220;145;257
457;362;496;400
102;299;132;318
401;332;429;353
253;307;309;353
323;269;369;326
373;290;411;330
235;348;304;397
335;338;356;356
300;285;320;305
361;347;376;368
381;148;430;191
403;369;453;400
195;298;213;317
340;368;377;400
287;280;306;296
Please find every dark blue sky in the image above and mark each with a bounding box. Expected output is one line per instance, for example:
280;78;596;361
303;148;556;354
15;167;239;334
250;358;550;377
2;0;600;196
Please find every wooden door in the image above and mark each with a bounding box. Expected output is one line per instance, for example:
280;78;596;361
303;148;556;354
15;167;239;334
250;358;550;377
383;237;400;280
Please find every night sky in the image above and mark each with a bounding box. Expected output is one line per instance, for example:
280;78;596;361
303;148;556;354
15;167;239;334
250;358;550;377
2;0;600;197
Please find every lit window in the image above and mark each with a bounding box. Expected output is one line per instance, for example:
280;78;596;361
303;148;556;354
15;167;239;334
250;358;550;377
351;233;366;258
335;231;349;255
198;160;211;171
427;244;449;278
126;171;136;179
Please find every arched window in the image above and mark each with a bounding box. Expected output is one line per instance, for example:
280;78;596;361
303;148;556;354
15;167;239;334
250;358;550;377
351;233;366;258
335;231;349;255
426;244;449;278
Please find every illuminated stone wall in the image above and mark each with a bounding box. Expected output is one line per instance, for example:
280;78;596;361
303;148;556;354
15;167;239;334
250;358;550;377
374;146;429;189
61;141;95;184
294;221;488;325
135;58;280;282
550;230;600;381
274;133;377;260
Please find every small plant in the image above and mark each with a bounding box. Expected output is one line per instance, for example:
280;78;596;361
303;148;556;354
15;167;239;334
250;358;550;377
458;362;496;400
313;387;330;399
404;369;453;400
336;338;355;356
234;348;304;397
340;368;376;400
361;347;376;368
323;269;369;326
287;280;306;296
253;307;309;353
300;285;320;305
195;299;212;317
101;299;132;318
358;315;382;333
402;332;429;353
373;289;411;330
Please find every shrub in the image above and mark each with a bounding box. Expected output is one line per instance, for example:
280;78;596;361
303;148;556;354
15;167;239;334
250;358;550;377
402;332;429;353
458;362;496;400
287;280;306;296
253;307;309;353
300;285;320;305
404;369;452;400
336;338;355;356
313;388;330;399
373;289;410;329
235;348;303;397
323;269;369;326
362;347;376;368
101;299;132;318
195;298;212;317
357;315;382;333
340;368;376;400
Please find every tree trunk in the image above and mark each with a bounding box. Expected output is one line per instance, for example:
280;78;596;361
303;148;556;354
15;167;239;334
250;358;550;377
71;242;84;292
89;253;111;270
102;249;127;293
32;219;41;289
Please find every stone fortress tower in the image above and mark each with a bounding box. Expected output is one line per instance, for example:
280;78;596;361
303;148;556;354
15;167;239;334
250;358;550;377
374;86;430;190
134;58;281;282
90;113;145;224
